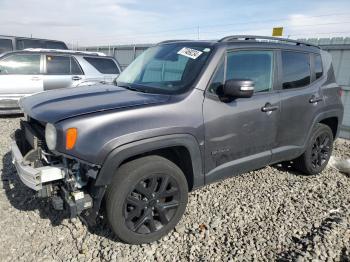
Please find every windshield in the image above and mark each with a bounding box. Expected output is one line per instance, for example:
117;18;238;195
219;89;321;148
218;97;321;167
116;43;213;94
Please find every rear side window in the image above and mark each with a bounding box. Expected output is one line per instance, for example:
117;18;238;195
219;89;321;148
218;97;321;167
45;41;68;50
46;55;70;74
0;53;40;74
84;57;120;74
16;39;67;50
46;55;84;75
315;54;323;79
0;39;13;53
16;39;42;50
282;51;310;89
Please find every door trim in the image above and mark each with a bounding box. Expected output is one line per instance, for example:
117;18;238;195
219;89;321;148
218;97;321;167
205;150;271;184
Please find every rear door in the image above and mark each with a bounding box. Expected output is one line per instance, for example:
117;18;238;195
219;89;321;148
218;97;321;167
43;54;85;90
272;50;323;162
0;53;43;95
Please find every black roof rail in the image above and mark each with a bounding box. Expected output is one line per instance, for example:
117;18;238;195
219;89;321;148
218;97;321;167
218;35;320;49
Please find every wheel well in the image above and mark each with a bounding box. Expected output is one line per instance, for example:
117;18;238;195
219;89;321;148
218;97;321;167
319;117;338;138
120;146;194;191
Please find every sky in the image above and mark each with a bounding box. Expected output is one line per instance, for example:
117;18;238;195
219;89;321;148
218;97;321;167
0;0;350;47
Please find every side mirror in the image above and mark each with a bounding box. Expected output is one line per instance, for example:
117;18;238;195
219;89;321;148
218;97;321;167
222;79;254;98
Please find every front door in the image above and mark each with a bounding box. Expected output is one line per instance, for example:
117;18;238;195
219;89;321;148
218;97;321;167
0;53;43;95
203;49;280;184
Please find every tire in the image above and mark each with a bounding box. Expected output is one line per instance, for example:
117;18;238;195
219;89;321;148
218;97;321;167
294;123;333;175
105;155;188;244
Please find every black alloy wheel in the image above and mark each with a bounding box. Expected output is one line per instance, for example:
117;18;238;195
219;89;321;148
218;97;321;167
124;175;181;234
294;123;334;175
106;155;188;244
310;132;331;169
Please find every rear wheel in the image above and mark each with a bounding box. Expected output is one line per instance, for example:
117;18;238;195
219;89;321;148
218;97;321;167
294;123;333;175
105;155;188;244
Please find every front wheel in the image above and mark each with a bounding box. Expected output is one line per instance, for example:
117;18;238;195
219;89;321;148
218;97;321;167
105;155;188;244
294;123;333;175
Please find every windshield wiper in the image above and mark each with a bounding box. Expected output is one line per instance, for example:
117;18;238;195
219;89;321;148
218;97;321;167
117;83;139;92
117;83;149;93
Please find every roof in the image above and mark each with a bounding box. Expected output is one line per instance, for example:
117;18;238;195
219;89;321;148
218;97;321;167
0;35;65;43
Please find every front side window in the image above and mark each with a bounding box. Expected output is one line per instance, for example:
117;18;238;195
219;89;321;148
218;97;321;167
226;50;273;93
282;51;310;89
208;58;225;94
84;57;120;74
315;54;323;79
0;53;40;74
116;44;213;94
0;39;13;53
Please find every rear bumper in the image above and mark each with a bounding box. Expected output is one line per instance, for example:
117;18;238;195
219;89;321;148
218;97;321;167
10;140;65;191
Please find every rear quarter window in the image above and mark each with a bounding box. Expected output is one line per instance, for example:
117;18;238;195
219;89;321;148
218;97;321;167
0;39;13;53
314;54;323;79
84;57;120;74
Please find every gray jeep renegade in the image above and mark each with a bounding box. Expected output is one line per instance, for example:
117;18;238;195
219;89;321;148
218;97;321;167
11;35;344;244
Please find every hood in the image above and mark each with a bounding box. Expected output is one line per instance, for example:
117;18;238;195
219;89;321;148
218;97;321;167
21;84;170;123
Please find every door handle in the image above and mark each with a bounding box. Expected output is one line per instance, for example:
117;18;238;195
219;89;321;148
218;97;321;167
309;96;323;104
261;103;279;113
31;76;41;81
72;76;82;81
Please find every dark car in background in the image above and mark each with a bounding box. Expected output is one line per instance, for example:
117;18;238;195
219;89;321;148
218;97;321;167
0;35;68;54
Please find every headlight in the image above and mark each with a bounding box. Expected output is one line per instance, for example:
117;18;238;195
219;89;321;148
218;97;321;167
45;123;57;150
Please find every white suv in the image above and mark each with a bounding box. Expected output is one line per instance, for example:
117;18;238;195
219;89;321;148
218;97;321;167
0;49;121;114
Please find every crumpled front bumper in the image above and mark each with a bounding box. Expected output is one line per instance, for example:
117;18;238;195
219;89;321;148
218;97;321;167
10;140;65;191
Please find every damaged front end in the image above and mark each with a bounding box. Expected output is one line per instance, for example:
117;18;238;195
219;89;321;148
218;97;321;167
11;118;104;223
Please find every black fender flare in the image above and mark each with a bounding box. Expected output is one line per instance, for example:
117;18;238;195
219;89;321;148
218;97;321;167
94;134;204;188
303;109;342;149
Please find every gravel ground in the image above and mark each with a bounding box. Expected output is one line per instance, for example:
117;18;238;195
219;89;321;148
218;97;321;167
1;116;350;261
